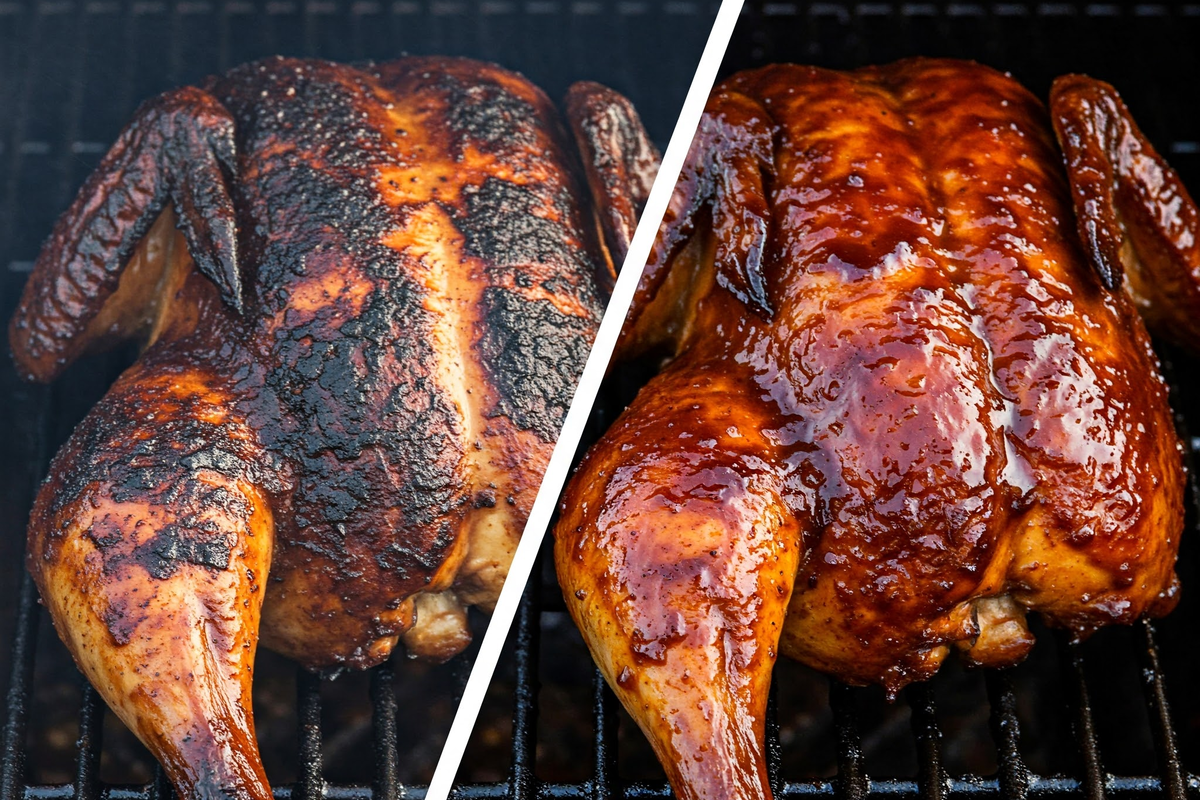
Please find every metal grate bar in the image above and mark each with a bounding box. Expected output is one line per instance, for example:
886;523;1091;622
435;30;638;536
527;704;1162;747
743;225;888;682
985;670;1030;800
591;668;617;800
905;683;945;800
296;669;325;800
22;772;1200;800
766;681;783;799
73;685;105;800
369;662;399;800
1;574;41;800
508;573;541;800
148;766;172;800
830;681;867;800
1056;635;1105;800
1136;620;1187;800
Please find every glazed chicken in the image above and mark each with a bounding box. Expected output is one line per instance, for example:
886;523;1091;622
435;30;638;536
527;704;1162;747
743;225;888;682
556;58;1200;800
11;56;657;800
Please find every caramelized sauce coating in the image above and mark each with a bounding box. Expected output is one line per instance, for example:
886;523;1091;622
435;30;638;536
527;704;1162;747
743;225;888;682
556;58;1190;800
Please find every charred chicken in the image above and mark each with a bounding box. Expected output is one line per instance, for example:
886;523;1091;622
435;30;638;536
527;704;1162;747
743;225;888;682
11;56;657;800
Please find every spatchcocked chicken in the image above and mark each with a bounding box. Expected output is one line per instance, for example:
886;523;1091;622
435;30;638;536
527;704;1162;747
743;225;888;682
10;56;657;800
556;58;1199;800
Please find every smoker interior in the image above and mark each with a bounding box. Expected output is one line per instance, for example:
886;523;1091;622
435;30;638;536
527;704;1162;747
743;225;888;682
456;3;1200;799
0;2;715;797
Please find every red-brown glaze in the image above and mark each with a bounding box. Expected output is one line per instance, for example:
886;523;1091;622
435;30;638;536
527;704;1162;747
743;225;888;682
12;56;656;800
1051;74;1200;350
557;58;1189;800
565;81;661;284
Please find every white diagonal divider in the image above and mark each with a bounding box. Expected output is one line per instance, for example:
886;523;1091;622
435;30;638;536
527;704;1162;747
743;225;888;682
424;2;745;794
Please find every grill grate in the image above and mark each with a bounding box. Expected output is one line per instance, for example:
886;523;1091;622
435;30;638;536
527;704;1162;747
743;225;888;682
0;0;711;796
453;3;1200;799
455;560;1199;798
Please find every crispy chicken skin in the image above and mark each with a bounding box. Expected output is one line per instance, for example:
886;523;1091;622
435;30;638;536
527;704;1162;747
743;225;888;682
555;58;1195;800
12;57;657;800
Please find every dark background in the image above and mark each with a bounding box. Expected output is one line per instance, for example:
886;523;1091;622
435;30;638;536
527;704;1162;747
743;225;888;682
460;1;1200;796
0;1;717;792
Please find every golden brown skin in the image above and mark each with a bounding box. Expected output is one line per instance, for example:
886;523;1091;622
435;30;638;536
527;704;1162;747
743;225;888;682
556;58;1191;800
12;57;657;800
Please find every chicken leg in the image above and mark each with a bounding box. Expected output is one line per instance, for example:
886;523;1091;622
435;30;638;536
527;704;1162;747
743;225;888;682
556;359;800;800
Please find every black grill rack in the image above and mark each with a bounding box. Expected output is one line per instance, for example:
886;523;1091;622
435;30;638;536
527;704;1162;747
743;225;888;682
0;1;713;797
456;552;1199;798
451;3;1200;799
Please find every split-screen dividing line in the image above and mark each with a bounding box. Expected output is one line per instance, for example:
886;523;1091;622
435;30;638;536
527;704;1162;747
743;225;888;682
423;1;743;795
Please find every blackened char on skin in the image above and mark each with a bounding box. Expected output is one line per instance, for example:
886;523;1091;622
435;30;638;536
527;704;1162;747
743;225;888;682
32;346;274;645
191;57;606;647
460;177;603;441
478;286;597;441
439;72;539;154
211;60;468;609
11;50;642;800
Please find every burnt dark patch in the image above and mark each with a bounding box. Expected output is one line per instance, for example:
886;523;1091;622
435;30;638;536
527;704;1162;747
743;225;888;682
86;516;125;551
216;58;390;173
46;357;283;520
436;73;537;153
138;521;234;580
101;598;144;646
458;178;588;272
478;287;595;442
263;266;466;595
